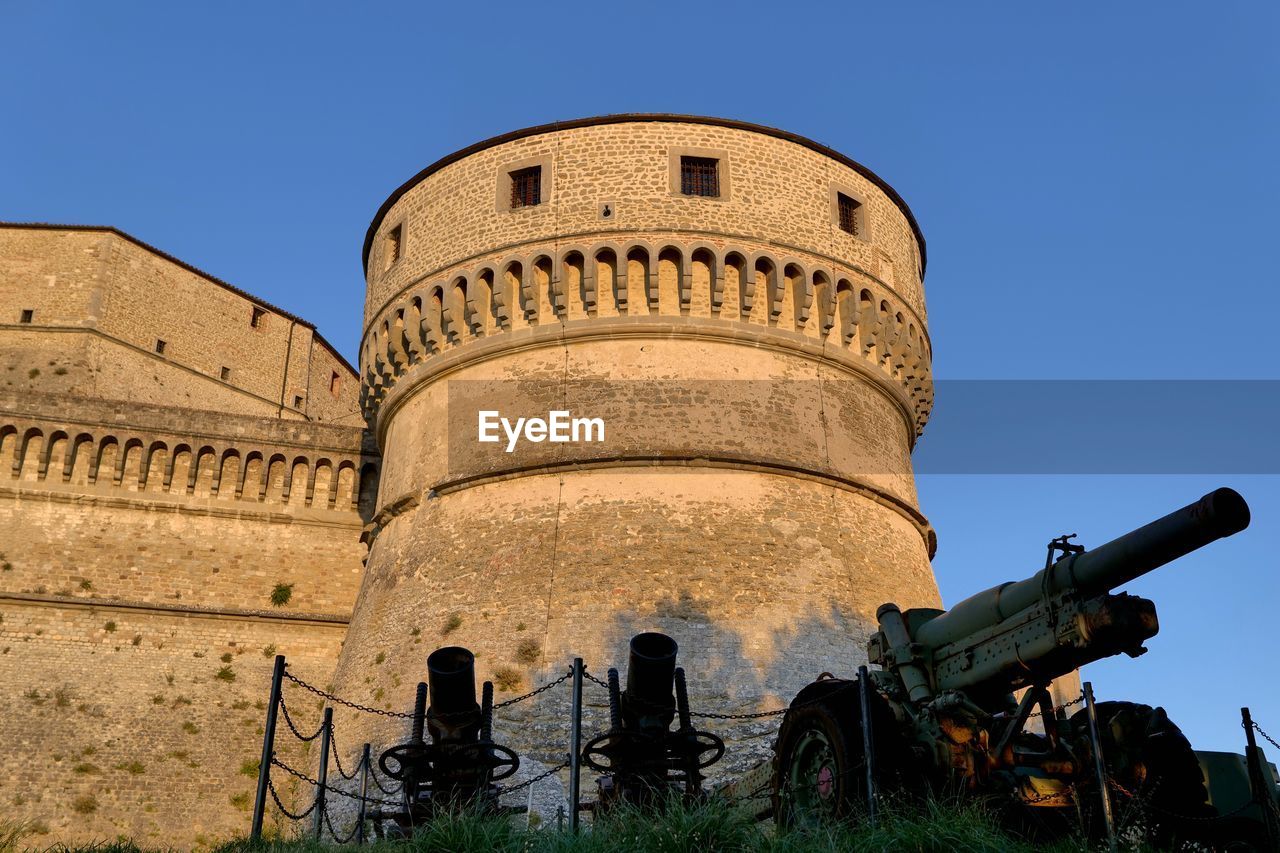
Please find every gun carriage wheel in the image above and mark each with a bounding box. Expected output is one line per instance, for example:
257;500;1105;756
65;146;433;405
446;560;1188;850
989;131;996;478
772;676;917;828
1069;701;1213;845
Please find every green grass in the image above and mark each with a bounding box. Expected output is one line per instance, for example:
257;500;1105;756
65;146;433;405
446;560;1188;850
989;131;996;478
1;795;1184;853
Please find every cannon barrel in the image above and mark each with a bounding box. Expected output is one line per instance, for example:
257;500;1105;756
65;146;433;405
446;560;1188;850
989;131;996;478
624;632;678;712
426;646;478;717
915;488;1250;648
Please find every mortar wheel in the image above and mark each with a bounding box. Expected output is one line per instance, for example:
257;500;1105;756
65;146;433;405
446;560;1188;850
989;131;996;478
771;678;912;828
1070;701;1213;845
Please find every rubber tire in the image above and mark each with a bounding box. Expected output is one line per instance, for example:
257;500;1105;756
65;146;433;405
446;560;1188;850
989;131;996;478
1070;700;1213;845
771;678;913;828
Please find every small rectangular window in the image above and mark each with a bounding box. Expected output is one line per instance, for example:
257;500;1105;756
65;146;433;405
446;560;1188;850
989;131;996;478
510;166;542;208
251;306;266;328
155;339;167;355
19;309;33;324
329;371;341;396
680;157;720;197
220;366;231;381
383;224;402;271
837;193;862;237
293;395;304;408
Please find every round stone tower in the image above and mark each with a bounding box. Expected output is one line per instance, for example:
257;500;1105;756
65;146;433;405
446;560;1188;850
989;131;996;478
330;115;941;785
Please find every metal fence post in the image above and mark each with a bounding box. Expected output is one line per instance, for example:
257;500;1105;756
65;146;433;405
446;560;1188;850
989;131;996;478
1242;707;1280;850
356;742;371;844
1083;682;1117;853
251;653;286;840
857;665;878;827
569;657;584;833
311;707;334;840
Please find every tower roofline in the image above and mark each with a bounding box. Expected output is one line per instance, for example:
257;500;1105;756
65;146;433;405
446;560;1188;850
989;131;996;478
0;221;358;378
361;113;927;276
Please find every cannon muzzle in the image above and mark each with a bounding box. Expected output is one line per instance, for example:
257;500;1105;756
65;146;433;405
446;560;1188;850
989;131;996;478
625;632;678;713
426;646;478;718
914;488;1250;649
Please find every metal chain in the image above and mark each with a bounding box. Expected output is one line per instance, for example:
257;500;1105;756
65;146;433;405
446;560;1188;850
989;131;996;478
323;803;360;845
1251;719;1280;752
497;759;572;796
1026;694;1085;719
267;777;317;821
283;668;414;718
278;693;325;742
328;728;360;781
271;756;403;808
1105;774;1258;822
493;669;573;709
369;763;404;796
582;670;611;690
694;707;790;721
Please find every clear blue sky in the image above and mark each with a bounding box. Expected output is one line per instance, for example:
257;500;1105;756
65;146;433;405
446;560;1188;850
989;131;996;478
2;3;1276;752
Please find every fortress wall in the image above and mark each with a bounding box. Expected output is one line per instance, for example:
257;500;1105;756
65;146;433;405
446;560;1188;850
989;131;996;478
0;226;362;422
0;598;344;847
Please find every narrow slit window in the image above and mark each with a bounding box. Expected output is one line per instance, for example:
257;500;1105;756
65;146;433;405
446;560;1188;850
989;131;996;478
19;309;33;324
220;366;231;381
838;193;862;237
250;306;266;328
510;166;542;208
155;339;167;355
383;224;402;271
329;371;341;396
680;157;720;197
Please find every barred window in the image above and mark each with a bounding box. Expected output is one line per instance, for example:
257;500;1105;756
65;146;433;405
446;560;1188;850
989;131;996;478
680;157;720;197
250;306;266;328
19;309;33;324
837;193;862;236
155;339;167;355
510;166;542;208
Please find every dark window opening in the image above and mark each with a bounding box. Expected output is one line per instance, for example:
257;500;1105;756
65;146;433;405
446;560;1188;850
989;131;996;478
329;371;341;396
838;193;862;237
384;224;402;271
293;395;304;408
680;157;720;197
155;339;167;355
19;309;33;324
220;366;231;381
510;166;542;208
251;306;266;328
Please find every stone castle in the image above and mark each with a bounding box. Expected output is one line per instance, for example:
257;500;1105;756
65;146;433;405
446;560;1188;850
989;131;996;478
0;115;941;845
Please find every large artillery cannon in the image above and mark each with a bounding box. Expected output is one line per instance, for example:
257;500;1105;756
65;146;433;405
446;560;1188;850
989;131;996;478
772;488;1251;841
375;646;519;830
582;632;725;808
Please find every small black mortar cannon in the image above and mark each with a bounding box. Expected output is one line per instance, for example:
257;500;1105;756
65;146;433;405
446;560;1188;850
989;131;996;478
375;646;519;830
582;632;725;808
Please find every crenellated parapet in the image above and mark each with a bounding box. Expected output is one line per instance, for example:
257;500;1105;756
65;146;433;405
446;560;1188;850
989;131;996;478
360;236;933;439
0;390;378;516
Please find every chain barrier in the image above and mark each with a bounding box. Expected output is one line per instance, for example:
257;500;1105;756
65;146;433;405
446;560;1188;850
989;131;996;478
283;667;414;719
368;764;404;797
1026;694;1084;719
497;758;573;796
328;728;360;781
271;756;404;808
1250;719;1280;752
493;669;574;709
1104;774;1259;823
323;803;360;845
278;693;324;742
267;777;317;821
